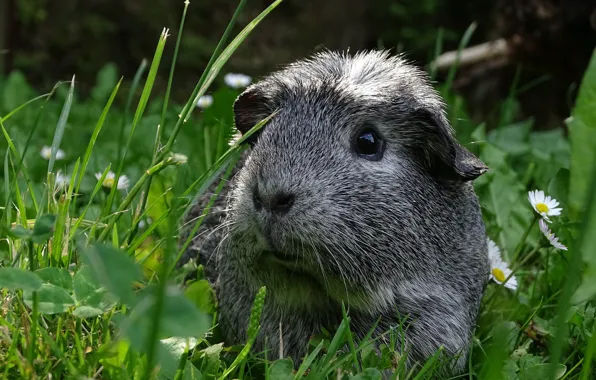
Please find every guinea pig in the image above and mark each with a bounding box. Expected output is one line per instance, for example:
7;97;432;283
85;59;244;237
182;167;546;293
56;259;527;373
181;50;490;373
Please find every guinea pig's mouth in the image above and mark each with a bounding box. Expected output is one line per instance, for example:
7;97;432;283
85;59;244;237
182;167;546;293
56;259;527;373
264;251;313;275
268;250;300;263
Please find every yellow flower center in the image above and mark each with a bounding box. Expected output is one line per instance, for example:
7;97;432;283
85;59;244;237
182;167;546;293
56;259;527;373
492;268;506;282
103;178;115;188
536;203;549;213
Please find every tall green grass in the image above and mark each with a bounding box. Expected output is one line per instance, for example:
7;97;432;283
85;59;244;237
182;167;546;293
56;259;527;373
1;2;595;379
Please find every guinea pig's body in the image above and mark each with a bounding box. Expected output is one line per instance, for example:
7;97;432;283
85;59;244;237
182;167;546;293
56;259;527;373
181;51;490;372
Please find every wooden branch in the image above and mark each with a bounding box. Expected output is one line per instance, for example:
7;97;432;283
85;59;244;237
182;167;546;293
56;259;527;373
431;38;511;71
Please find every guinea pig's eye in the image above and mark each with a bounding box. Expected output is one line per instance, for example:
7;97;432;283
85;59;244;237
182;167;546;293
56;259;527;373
354;127;384;161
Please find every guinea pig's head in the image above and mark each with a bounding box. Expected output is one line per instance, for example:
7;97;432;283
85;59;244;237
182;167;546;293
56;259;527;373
224;51;488;310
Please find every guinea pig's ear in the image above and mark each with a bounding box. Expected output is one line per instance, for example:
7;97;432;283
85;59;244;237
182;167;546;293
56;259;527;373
414;109;488;182
233;86;272;144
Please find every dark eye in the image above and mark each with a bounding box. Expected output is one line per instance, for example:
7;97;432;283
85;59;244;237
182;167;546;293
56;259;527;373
354;127;384;160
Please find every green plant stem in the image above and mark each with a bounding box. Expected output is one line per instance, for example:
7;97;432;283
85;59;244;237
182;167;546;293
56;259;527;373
131;1;191;247
509;245;542;283
156;1;190;155
550;165;596;377
580;324;596;380
144;197;182;379
342;303;360;372
512;214;539;262
144;294;165;380
27;291;38;367
173;152;239;272
28;240;35;271
97;158;172;242
158;0;247;160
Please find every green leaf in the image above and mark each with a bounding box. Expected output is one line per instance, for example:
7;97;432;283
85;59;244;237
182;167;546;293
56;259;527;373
572;265;596;304
47;76;75;175
157;337;202;380
24;284;75;314
31;214;57;243
80;244;143;306
0;268;43;291
98;339;131;369
146;174;174;236
160;287;211;339
488;121;532;156
2;71;31;112
115;286;210;353
36;267;72;291
73;267;117;317
530;129;569;162
519;363;566;380
360;343;380;369
8;225;32;240
114;325;204;379
92;63;119;102
351;368;383;380
548;168;570;207
184;279;216;315
267;359;294;380
568;48;596;220
73;266;101;302
502;359;519;379
198;343;224;377
72;306;105;318
479;144;508;171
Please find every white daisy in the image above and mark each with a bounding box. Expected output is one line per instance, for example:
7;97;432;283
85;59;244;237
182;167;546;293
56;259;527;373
138;217;152;229
539;219;567;251
95;171;130;190
528;190;562;222
487;238;518;290
40;145;65;160
169;153;188;165
196;95;213;109
55;172;70;189
224;73;251;89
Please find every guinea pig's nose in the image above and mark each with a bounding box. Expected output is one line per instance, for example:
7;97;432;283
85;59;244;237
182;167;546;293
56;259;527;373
269;193;295;214
253;187;295;214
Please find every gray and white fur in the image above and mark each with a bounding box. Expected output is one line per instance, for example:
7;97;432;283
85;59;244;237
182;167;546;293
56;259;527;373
180;50;490;373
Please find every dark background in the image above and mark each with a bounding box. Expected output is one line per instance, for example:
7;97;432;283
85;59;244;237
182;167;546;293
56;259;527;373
2;0;596;129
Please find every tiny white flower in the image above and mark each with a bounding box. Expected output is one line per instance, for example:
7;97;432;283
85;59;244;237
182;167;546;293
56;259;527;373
224;73;251;89
528;190;562;222
487;238;518;290
138;217;153;229
95;171;130;190
169;153;188;165
539;219;568;251
40;145;65;160
196;95;213;109
55;172;70;189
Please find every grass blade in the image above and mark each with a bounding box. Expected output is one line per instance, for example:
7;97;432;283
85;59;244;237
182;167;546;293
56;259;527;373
0;92;53;122
218;287;267;380
160;0;281;157
118;59;149;165
47;76;75;176
440;22;477;96
75;78;123;193
105;30;169;220
294;341;324;379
